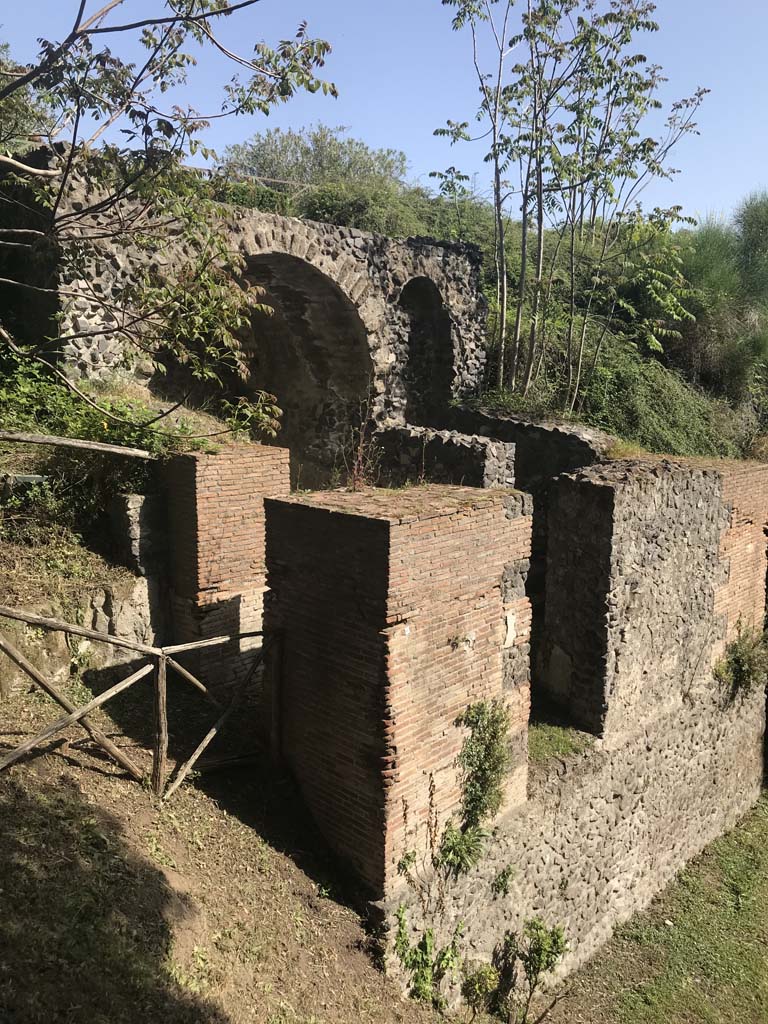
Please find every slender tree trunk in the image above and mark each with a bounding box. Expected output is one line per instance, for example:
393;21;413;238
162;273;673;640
495;158;509;390
521;154;545;396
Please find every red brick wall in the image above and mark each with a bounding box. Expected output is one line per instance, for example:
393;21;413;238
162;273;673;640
383;499;531;890
165;445;290;689
264;487;532;896
265;502;391;887
167;445;290;602
715;462;768;642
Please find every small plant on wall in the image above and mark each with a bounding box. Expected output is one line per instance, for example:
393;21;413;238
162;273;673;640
394;905;462;1009
397;699;511;909
715;621;768;704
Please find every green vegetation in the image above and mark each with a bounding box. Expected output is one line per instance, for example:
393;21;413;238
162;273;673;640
0;350;202;545
394;906;463;1008
455;700;511;828
714;623;768;703
491;864;516;899
528;722;594;765
394;702;569;1019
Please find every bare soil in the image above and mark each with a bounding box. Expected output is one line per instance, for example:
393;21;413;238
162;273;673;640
0;677;440;1024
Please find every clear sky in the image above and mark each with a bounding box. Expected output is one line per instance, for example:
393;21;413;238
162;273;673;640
2;1;767;221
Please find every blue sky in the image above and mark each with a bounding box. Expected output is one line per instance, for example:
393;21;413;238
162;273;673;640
3;1;767;220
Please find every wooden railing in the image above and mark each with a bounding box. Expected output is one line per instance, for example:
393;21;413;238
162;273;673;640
0;605;272;799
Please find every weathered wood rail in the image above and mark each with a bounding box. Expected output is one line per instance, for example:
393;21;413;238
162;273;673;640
0;605;270;799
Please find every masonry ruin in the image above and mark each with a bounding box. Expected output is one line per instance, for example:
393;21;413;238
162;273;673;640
3;176;768;987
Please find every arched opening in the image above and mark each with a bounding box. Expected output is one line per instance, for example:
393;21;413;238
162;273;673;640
399;277;454;426
241;253;374;487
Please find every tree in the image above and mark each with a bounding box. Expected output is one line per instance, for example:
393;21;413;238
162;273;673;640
0;42;54;152
0;1;336;440
437;0;707;410
222;124;408;188
437;0;517;388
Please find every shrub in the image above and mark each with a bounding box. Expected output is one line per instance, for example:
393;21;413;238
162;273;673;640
455;700;511;829
714;623;768;702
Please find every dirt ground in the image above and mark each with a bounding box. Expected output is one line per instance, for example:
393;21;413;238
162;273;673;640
0;675;441;1024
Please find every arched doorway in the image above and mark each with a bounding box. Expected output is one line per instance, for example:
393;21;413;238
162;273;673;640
399;277;454;426
241;253;374;487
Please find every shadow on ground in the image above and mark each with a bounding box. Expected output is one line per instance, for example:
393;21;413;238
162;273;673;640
81;659;369;912
0;775;231;1024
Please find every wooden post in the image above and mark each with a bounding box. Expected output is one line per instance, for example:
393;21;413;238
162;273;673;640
0;635;144;781
152;654;168;798
0;663;153;773
164;640;269;801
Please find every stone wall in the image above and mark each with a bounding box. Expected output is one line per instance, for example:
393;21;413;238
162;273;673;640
541;457;768;738
375;425;515;488
263;486;533;894
439;407;613;687
164;444;291;689
13;167;488;482
393;685;765;986
0;576;165;699
391;456;767;988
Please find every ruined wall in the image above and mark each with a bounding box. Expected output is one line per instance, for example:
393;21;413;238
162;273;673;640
541;458;768;737
394;686;764;986
375;425;515;489
0;576;165;699
392;456;767;986
165;444;290;688
39;175;487;479
440;407;613;688
263;486;533;894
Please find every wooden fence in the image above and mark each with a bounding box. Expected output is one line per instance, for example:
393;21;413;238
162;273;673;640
0;605;273;800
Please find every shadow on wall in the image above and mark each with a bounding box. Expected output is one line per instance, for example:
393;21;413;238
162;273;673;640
0;775;230;1024
242;252;374;487
399;276;454;426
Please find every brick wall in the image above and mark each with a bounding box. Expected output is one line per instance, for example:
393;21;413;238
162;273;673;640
715;462;768;642
264;486;532;896
165;444;290;690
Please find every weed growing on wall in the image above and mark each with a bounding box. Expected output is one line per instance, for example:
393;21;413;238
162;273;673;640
394;905;462;1008
455;700;511;827
462;962;501;1019
397;699;512;909
714;622;768;704
491;864;516;899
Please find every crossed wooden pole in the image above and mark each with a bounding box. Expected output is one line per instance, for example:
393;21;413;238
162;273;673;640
0;606;269;799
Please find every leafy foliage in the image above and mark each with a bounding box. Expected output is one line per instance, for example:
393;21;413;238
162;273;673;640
0;348;204;544
0;4;335;436
462;962;501;1019
455;699;511;829
491;864;516;899
437;820;487;880
493;919;568;1024
714;623;768;703
223;125;408;188
394;905;462;1008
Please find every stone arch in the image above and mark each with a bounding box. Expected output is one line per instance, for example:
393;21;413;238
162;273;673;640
398;276;455;426
241;251;374;486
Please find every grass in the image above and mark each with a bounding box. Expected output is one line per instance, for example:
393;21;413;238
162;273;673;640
527;721;594;764
547;796;768;1024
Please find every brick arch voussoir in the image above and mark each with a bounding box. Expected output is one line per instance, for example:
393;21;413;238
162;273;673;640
240;221;386;363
